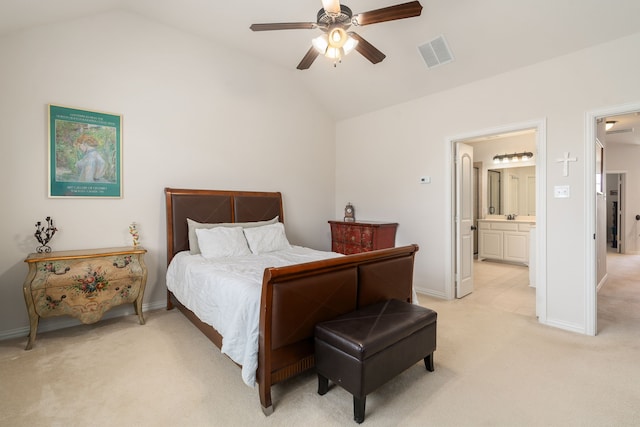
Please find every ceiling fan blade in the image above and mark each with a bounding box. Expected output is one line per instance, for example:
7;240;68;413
322;0;341;15
350;33;386;64
353;1;423;26
250;22;317;31
297;47;320;70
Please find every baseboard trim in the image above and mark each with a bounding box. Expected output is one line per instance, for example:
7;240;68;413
542;317;586;335
596;272;608;292
0;300;167;342
415;287;448;300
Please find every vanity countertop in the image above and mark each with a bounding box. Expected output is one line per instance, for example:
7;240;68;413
479;216;536;224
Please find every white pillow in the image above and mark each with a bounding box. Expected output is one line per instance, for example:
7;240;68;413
243;222;291;254
195;226;252;258
187;216;279;254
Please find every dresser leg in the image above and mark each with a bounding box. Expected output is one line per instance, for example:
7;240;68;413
25;316;39;351
134;299;145;325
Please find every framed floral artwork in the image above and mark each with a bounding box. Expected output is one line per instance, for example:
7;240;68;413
48;104;122;198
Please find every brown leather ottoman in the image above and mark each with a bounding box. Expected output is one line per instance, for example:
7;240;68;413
315;299;437;423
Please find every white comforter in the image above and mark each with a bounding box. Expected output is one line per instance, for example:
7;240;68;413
166;246;342;387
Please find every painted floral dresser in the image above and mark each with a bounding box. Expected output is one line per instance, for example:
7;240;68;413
22;246;147;350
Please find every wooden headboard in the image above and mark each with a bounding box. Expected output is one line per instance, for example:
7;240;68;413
164;188;284;264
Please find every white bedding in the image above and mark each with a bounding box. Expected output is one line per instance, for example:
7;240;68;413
166;246;342;387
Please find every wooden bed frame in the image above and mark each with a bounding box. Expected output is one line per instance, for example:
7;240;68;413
164;187;419;415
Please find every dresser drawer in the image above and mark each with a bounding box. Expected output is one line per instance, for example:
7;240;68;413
332;242;370;255
345;226;373;247
31;255;142;290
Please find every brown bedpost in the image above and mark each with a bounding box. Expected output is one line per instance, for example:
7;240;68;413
258;268;274;415
166;290;174;310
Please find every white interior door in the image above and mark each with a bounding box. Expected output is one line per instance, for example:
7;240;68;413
456;142;474;298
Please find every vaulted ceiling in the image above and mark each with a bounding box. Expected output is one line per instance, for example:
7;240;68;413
2;0;640;120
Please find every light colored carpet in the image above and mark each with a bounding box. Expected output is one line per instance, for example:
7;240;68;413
1;254;638;426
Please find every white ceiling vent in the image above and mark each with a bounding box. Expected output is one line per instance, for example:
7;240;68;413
418;35;454;69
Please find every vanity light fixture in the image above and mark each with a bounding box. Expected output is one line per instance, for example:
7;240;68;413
605;120;617;131
493;151;534;164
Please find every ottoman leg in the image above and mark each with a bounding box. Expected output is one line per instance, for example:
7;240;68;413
318;373;329;395
354;395;366;424
424;353;434;372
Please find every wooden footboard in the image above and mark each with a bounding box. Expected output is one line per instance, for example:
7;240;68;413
257;244;419;414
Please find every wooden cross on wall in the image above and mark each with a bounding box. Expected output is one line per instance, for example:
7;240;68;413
556;152;577;177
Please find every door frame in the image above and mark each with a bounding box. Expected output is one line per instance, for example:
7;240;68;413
473;161;482;255
585;101;640;336
446;119;547;322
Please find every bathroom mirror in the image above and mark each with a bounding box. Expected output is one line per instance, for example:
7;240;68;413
487;166;535;215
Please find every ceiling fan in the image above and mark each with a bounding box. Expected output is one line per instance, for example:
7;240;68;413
250;0;423;69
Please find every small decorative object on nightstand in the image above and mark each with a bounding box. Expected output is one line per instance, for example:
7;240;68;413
329;220;398;255
22;246;148;350
344;203;355;222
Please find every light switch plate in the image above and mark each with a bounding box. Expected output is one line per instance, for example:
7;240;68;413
554;185;570;198
420;176;431;184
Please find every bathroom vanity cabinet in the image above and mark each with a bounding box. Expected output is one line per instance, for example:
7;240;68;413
478;219;534;265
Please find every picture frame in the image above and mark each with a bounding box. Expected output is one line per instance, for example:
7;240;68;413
48;104;122;198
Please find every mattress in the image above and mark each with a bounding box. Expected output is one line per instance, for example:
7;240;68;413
166;246;342;387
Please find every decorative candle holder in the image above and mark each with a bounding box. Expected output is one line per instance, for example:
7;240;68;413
34;217;57;253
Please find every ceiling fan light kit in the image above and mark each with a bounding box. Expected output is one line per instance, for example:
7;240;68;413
312;27;358;65
250;1;423;70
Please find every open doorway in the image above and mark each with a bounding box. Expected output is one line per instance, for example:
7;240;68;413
586;104;640;335
448;119;547;322
606;172;625;255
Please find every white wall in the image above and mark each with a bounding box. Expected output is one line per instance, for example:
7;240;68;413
335;31;640;334
0;11;336;337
